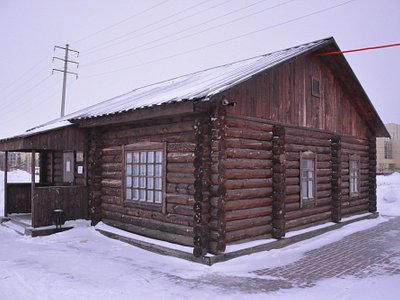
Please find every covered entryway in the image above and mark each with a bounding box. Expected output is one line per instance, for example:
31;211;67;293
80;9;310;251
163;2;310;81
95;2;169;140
0;123;89;234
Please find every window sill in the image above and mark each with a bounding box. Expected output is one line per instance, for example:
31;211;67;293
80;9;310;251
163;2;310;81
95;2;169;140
124;200;163;212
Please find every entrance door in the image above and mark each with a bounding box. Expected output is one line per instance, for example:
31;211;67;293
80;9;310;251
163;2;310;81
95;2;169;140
63;151;74;183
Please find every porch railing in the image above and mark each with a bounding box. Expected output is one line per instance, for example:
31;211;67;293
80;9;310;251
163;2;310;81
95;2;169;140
32;186;88;227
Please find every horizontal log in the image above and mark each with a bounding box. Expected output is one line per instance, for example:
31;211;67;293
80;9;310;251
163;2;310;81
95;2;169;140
167;183;195;195
286;177;299;185
286;194;300;204
225;197;272;211
286;185;300;195
101;179;122;188
166;203;194;216
226;215;272;233
225;116;274;132
285;211;332;231
225;148;272;160
225;168;273;179
225;178;272;190
286;202;300;212
102;154;122;164
224;158;272;169
341;203;369;216
285;205;331;221
166;163;195;174
167;173;195;184
225;138;272;150
285;127;332;140
166;194;195;205
102;218;193;247
225;127;273;141
167;152;195;163
167;142;197;153
101;194;123;205
285;144;331;154
285;135;331;147
102;163;122;172
225;224;272;243
225;206;272;221
225;187;273;201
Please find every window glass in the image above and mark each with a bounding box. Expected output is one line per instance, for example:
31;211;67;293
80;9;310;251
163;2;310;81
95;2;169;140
125;148;164;205
300;155;316;204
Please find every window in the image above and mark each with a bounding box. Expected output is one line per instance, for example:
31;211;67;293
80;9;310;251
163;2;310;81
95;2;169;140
311;77;320;97
384;138;392;159
349;155;360;196
300;151;316;207
124;143;165;206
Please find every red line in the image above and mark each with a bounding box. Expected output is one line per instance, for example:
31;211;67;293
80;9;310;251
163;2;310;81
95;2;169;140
317;43;400;56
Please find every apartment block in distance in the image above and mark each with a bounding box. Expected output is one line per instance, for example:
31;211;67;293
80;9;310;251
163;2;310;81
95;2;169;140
377;123;400;174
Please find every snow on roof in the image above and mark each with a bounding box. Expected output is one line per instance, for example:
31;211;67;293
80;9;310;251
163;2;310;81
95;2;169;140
2;37;331;141
67;37;332;120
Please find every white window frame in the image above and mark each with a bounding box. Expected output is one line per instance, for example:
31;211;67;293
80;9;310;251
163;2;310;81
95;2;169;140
349;154;360;197
300;151;317;207
123;142;166;213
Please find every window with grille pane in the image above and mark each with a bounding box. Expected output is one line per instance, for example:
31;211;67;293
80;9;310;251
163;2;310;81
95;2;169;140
125;149;163;204
300;151;316;206
350;156;360;196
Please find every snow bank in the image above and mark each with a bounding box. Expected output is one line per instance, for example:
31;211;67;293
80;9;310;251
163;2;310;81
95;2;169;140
377;172;400;216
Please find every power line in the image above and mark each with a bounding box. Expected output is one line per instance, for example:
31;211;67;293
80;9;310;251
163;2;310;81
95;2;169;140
317;42;400;56
72;0;170;45
80;0;215;56
83;0;356;79
82;0;295;68
0;74;53;114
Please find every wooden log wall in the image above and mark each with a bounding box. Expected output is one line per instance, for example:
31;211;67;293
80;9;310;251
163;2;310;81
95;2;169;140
192;115;211;257
340;136;370;216
209;105;227;254
221;54;370;139
368;138;377;212
331;135;342;222
88;128;103;225
99;116;198;247
284;127;333;231
272;125;286;238
218;115;274;246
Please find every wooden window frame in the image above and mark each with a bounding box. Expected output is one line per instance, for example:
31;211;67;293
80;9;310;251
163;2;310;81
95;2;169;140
122;142;167;213
349;154;360;198
300;151;317;208
311;76;321;98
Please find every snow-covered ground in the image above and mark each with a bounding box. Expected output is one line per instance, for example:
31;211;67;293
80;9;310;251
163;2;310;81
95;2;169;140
0;171;399;299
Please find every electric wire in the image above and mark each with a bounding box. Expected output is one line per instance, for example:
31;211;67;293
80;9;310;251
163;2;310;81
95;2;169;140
80;0;217;55
83;0;356;79
72;0;170;45
82;0;295;68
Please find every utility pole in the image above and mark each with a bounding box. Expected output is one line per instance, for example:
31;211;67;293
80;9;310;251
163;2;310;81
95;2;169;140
52;44;79;117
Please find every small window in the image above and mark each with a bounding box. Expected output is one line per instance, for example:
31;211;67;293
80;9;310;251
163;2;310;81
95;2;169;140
312;77;320;97
124;143;165;207
350;155;360;196
300;151;317;207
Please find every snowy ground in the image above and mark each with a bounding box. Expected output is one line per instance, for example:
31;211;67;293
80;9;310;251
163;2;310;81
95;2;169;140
0;171;399;299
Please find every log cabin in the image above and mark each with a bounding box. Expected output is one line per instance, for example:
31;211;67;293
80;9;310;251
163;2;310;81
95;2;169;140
0;37;389;256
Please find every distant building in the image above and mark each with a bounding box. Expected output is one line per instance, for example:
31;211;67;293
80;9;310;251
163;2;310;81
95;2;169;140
377;123;400;174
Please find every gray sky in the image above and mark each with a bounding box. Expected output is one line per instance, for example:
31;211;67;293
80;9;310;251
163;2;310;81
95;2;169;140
0;0;399;138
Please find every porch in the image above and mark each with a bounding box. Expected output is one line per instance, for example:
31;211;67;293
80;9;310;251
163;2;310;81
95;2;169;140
0;124;89;233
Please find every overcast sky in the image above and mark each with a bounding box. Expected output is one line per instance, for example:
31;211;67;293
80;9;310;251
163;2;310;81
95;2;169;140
0;0;399;138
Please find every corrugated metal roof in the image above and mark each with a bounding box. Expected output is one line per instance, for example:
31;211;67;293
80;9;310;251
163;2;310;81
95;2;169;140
69;37;332;120
4;37;332;140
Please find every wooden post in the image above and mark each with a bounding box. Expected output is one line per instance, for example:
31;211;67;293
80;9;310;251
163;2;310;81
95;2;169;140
272;125;286;239
192;114;211;257
331;135;342;222
3;151;8;217
368;138;377;212
31;150;36;226
209;103;227;254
